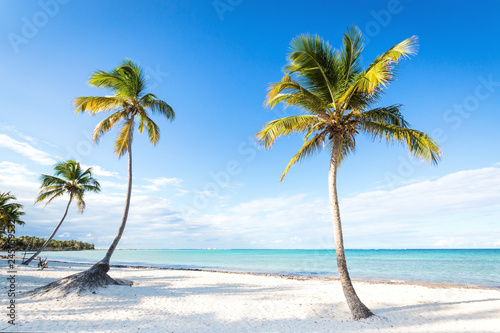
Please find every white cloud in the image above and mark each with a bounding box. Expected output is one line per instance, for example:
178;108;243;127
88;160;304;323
0;123;36;143
340;166;500;224
335;166;500;248
0;162;40;201
0;133;57;165
146;177;182;186
179;194;332;248
175;189;189;196
175;166;500;249
0;161;36;176
98;180;128;191
434;237;467;248
82;164;120;178
139;177;183;192
2;157;499;249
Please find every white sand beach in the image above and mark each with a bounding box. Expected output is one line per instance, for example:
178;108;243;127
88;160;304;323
2;261;499;333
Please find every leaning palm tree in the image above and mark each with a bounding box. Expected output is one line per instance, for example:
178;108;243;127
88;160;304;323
29;59;175;295
256;26;441;319
0;192;25;235
22;160;100;265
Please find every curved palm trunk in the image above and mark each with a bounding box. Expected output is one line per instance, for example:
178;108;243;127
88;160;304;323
329;134;373;320
23;194;74;265
98;139;133;270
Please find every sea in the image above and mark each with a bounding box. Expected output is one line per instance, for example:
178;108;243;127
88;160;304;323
34;249;499;288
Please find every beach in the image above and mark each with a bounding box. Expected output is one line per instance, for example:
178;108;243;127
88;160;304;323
2;261;499;332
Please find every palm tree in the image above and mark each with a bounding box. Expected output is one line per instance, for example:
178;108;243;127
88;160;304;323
256;26;441;319
0;192;25;235
70;59;174;285
22;160;100;265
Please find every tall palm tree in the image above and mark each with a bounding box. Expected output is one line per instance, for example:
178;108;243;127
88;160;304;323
0;192;25;235
256;26;441;319
74;59;175;272
22;160;100;265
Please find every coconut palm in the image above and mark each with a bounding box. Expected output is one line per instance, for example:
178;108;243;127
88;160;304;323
0;192;25;235
37;59;175;292
256;26;441;319
22;160;100;265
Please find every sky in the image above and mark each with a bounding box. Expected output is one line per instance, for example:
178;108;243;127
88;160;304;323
0;0;499;249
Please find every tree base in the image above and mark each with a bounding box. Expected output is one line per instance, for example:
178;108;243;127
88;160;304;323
26;262;132;297
350;303;374;320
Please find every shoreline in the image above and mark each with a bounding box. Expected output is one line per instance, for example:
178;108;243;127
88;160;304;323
12;256;497;291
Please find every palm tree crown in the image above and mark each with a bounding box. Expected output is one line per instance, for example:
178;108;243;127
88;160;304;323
36;160;101;213
257;26;441;179
0;192;25;235
74;59;175;156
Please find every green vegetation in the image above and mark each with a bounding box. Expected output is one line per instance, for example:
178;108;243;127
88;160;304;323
0;192;26;235
1;235;94;251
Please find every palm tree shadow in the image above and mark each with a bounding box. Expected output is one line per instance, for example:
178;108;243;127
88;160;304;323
378;298;500;314
375;297;500;326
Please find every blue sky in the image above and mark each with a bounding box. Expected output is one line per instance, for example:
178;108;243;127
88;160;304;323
1;0;499;249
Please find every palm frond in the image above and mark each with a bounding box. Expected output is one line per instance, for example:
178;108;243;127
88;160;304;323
357;104;409;127
117;59;147;97
361;121;441;164
144;114;160;145
285;34;342;105
339;35;418;104
280;133;325;181
73;190;86;214
0;192;23;211
74;96;125;115
39;174;67;188
265;74;328;112
36;188;66;206
93;111;127;143
145;99;175;120
114;118;134;157
256;115;319;148
54;160;75;179
81;184;101;193
340;25;364;84
88;70;128;93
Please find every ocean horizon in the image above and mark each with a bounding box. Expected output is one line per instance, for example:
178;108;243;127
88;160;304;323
31;248;500;289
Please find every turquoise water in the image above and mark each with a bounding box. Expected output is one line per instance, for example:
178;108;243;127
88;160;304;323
37;249;500;288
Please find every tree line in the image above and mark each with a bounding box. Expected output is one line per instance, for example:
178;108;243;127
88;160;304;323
0;235;94;251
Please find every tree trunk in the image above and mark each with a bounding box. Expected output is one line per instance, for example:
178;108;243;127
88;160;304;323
99;137;133;270
329;134;373;320
23;194;74;265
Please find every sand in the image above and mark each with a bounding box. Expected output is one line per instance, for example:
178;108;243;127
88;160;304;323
1;261;499;332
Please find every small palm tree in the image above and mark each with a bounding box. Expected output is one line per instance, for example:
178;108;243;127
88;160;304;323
70;59;174;285
256;26;441;319
0;192;25;235
22;160;100;265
